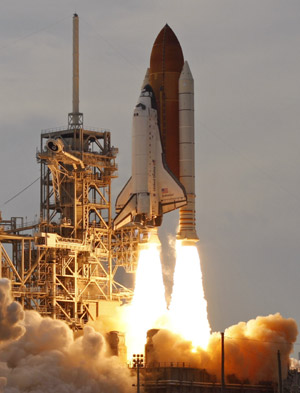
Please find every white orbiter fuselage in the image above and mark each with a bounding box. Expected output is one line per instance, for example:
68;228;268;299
114;85;186;229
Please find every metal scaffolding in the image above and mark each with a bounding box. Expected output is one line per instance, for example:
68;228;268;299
0;13;147;329
0;125;146;328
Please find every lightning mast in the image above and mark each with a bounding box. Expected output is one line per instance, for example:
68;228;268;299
69;13;83;129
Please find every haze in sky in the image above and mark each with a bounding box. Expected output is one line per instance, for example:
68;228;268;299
1;0;300;355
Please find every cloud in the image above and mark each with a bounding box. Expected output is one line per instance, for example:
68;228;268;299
0;279;134;393
0;279;24;342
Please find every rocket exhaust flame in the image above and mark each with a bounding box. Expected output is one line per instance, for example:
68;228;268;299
124;233;167;361
124;238;211;361
167;241;211;349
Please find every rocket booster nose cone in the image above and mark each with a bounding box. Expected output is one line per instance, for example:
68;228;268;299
180;61;193;80
150;24;184;73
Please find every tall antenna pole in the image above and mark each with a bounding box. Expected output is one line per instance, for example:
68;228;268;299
69;13;83;129
73;13;79;116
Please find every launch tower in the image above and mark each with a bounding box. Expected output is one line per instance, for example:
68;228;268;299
0;14;144;327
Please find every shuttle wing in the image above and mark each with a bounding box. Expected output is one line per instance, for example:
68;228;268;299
114;194;137;230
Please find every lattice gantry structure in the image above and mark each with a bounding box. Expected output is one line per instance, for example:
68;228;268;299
37;125;121;322
0;14;146;328
0;123;144;327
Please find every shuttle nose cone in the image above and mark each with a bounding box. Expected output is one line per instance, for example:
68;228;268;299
140;84;157;110
142;84;154;95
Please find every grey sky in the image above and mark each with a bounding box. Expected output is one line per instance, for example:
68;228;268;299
1;1;300;355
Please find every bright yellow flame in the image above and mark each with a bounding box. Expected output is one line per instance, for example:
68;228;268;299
124;239;167;360
123;236;210;361
167;241;211;349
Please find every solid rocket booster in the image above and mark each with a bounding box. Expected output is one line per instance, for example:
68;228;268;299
177;61;198;242
114;85;186;230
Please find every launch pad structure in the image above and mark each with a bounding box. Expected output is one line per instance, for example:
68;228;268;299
0;14;146;327
0;127;143;325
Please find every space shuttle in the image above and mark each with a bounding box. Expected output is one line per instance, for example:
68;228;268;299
114;25;198;242
114;85;187;229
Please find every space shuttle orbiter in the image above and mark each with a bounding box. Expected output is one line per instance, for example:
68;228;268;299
114;85;186;230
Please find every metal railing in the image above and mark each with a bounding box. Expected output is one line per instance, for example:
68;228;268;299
41;126;110;134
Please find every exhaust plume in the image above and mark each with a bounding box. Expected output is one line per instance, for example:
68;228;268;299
167;241;211;349
124;234;167;360
0;279;133;393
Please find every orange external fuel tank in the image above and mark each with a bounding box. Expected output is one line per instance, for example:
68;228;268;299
149;24;184;180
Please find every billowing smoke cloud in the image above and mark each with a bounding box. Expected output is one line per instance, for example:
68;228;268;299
0;277;297;391
0;279;24;342
0;279;134;393
290;357;300;370
148;313;298;384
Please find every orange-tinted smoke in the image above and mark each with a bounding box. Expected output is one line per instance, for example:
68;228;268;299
147;313;298;384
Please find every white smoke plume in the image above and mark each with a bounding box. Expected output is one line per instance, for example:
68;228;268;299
0;279;134;393
0;279;24;342
159;233;177;305
290;357;300;370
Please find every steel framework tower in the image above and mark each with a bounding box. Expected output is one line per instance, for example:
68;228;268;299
37;125;120;322
0;14;144;328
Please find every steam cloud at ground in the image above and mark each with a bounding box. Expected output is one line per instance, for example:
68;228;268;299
0;279;134;393
0;276;298;391
148;313;298;384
